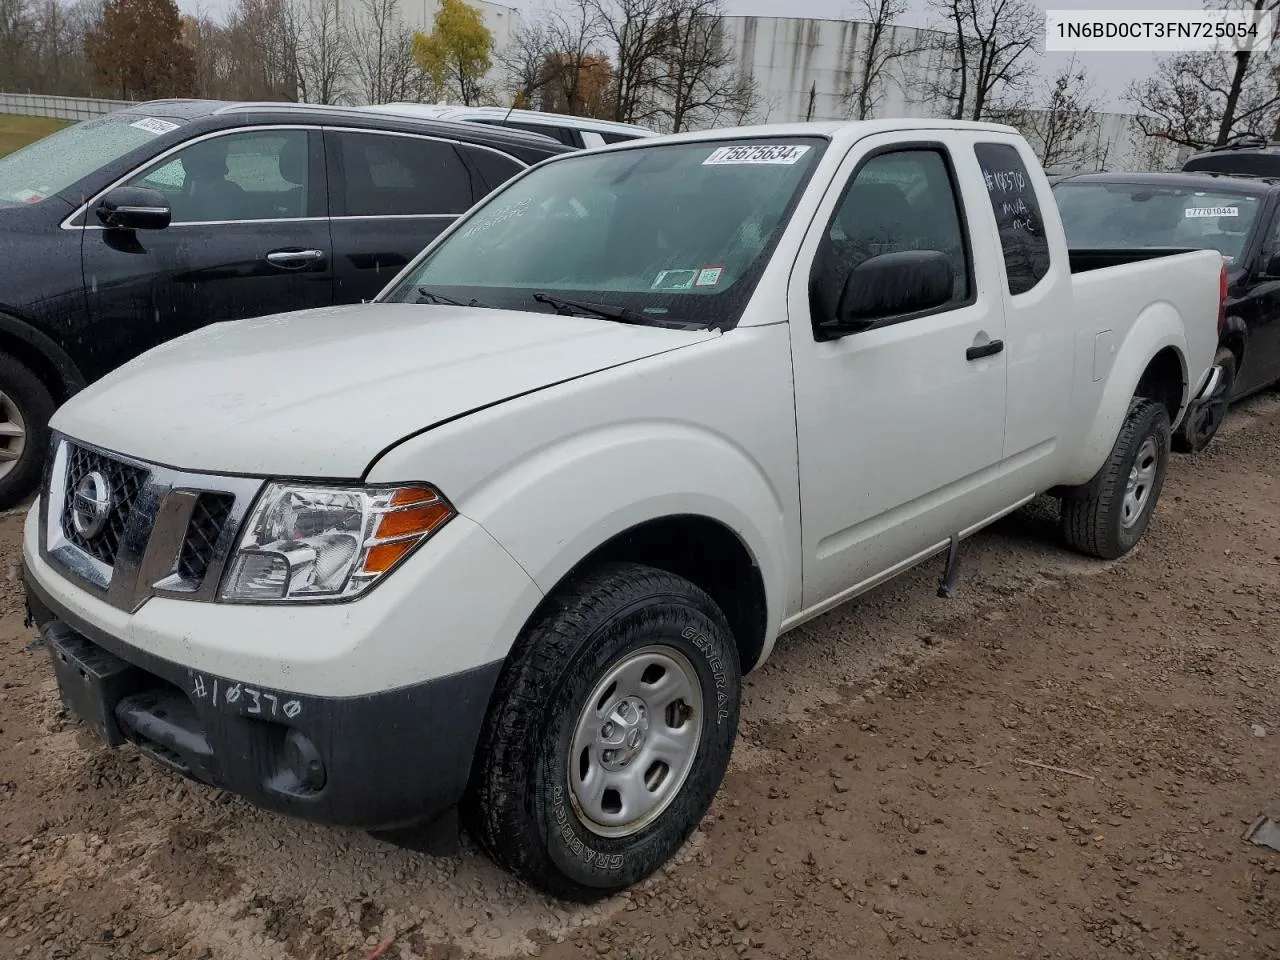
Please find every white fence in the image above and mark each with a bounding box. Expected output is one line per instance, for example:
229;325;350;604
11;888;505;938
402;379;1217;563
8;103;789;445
0;93;134;121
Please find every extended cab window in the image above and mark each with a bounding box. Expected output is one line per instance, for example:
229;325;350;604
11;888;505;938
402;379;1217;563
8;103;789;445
974;142;1051;295
336;132;473;216
126;129;312;224
811;147;971;327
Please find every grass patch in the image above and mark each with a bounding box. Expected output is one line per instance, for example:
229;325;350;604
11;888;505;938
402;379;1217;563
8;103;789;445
0;114;70;158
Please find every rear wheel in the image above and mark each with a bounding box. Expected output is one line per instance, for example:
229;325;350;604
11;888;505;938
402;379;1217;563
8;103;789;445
1173;346;1236;453
0;353;55;510
1061;398;1170;560
468;561;741;899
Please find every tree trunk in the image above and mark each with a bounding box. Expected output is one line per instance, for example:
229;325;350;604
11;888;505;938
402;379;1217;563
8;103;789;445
1218;0;1266;144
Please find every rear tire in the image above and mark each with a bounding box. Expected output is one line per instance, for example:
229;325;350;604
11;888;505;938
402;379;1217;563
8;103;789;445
468;561;741;900
1061;398;1170;560
0;353;55;510
1172;346;1235;453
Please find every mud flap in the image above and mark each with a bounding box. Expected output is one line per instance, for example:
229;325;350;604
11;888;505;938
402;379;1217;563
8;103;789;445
937;534;962;599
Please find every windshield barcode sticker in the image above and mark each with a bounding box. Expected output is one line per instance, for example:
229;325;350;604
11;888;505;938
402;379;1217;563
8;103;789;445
703;144;810;166
130;117;180;136
1185;206;1238;218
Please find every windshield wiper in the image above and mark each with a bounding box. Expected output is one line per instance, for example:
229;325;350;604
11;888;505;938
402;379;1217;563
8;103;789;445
532;292;708;330
415;286;496;309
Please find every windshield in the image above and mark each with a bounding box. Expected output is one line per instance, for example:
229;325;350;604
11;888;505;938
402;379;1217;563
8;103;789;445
0;112;184;207
1053;181;1262;261
382;138;826;328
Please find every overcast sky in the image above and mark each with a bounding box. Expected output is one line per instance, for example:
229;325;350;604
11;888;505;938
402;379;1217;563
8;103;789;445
177;0;1203;111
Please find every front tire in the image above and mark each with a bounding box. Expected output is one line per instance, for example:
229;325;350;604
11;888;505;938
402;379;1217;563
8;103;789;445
0;353;55;510
1172;346;1236;453
468;562;741;899
1061;398;1170;560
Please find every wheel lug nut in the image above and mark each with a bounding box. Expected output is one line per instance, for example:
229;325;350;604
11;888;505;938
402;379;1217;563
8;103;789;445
601;722;614;738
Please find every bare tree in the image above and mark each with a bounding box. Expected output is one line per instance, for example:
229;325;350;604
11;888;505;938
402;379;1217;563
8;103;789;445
1126;48;1280;150
992;58;1103;171
586;0;671;124
923;0;1040;121
500;16;558;106
347;0;427;104
294;0;348;104
657;0;759;132
226;0;298;100
0;0;36;89
844;0;927;120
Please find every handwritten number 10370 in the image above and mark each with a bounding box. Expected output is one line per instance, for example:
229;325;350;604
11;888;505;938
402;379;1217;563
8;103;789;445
191;673;303;719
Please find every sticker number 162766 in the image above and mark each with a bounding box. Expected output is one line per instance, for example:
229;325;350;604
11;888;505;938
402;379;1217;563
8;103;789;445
703;144;811;166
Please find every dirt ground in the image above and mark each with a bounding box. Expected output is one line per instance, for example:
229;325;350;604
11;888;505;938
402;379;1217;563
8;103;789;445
4;396;1280;960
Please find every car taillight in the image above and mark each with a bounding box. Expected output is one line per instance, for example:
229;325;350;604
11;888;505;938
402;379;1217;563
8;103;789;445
1218;263;1228;336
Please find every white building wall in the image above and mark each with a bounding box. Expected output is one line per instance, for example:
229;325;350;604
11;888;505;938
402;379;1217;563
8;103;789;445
717;14;1177;172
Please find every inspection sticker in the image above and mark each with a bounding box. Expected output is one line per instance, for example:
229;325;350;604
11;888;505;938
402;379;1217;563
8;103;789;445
130;117;180;136
652;269;698;290
1184;206;1238;218
694;266;723;287
703;144;811;166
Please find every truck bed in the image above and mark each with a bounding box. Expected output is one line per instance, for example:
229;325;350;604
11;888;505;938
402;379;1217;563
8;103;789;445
1068;247;1202;274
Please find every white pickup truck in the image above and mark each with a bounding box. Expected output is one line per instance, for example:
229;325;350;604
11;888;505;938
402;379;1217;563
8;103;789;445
23;120;1223;899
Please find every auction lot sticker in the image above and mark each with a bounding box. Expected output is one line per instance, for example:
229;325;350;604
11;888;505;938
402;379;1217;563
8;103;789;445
703;144;811;166
1185;206;1239;218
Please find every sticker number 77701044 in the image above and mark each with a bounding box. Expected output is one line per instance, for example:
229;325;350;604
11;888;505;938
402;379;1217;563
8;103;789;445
189;673;303;719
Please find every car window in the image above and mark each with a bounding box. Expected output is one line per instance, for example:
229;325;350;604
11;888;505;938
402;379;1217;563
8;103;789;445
974;142;1052;295
600;131;642;144
811;147;971;326
337;132;473;216
383;137;826;331
126;129;311;224
460;145;524;193
504;120;578;147
1053;181;1263;263
0;112;185;207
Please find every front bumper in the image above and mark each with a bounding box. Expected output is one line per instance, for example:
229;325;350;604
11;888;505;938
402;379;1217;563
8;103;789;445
26;570;501;830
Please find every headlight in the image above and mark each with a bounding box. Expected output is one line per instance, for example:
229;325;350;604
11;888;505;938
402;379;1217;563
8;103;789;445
220;483;454;602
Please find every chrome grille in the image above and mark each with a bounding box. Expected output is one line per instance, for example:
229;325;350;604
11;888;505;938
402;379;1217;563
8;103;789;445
177;493;235;584
60;444;148;566
42;435;264;611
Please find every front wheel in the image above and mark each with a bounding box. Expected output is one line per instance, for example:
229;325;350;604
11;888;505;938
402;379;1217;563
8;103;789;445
1060;397;1171;560
1172;346;1236;453
468;562;741;899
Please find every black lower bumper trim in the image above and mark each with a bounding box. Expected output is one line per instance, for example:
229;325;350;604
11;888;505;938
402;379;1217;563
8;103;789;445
26;565;503;831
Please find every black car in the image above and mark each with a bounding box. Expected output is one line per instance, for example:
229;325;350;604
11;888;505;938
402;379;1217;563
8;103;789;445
1183;136;1280;178
0;99;572;506
1053;171;1280;450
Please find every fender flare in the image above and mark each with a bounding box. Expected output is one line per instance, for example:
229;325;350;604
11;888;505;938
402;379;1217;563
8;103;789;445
437;422;792;660
1063;305;1188;487
0;312;86;396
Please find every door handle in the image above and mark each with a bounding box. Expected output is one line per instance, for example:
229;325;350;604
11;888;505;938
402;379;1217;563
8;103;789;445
966;338;1004;361
266;248;324;268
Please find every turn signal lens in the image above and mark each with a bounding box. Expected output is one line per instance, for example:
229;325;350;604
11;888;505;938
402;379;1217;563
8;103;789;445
220;483;455;603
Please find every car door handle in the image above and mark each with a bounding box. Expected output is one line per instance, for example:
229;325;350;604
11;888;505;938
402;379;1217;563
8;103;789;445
265;248;325;268
966;339;1004;361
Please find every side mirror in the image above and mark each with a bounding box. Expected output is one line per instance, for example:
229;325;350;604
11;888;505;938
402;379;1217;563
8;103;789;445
95;186;171;231
824;250;954;336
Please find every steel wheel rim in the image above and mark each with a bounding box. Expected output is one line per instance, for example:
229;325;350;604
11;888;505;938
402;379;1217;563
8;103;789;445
0;390;27;480
568;644;703;839
1121;435;1159;529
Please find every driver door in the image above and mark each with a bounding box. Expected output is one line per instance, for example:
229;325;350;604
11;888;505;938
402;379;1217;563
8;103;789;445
80;127;332;377
788;134;1010;607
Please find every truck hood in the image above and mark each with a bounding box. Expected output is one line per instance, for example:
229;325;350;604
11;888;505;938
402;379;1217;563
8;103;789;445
52;303;717;477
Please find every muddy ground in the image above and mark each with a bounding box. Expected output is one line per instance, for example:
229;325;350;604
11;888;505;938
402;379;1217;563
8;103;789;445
4;396;1280;960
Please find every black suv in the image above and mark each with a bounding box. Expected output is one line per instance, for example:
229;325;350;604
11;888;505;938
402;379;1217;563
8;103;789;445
0;99;572;506
1183;136;1280;177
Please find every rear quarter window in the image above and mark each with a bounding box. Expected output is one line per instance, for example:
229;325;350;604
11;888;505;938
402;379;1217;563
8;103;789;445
974;142;1052;295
